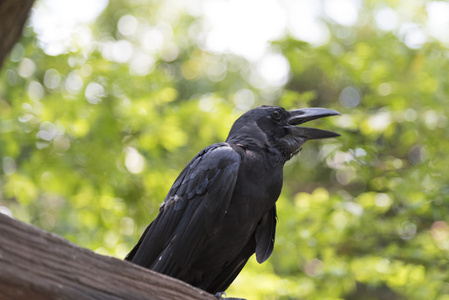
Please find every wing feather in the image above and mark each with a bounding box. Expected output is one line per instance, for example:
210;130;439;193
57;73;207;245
254;205;277;263
125;143;241;278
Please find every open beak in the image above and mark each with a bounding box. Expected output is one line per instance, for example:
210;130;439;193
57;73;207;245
287;107;341;140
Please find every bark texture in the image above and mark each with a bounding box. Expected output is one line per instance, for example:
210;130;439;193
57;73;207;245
0;213;216;300
0;0;35;68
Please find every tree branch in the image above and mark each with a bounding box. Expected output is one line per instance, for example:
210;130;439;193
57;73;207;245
0;0;35;68
0;213;217;300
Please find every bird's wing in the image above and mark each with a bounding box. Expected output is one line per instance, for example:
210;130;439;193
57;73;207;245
125;143;241;276
255;204;277;263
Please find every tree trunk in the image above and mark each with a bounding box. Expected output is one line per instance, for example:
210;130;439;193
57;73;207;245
0;0;35;68
0;213;216;300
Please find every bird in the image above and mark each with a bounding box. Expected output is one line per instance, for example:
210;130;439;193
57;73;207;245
125;105;340;295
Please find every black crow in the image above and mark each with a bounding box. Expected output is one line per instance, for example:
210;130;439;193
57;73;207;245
126;106;340;294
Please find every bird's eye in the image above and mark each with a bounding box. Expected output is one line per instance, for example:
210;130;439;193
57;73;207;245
271;110;282;121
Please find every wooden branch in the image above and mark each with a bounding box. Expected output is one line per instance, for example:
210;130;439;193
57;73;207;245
0;213;217;300
0;0;35;68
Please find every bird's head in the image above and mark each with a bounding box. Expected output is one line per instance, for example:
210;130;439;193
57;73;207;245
226;106;340;161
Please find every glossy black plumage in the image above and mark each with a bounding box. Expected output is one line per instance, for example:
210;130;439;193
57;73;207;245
125;106;340;294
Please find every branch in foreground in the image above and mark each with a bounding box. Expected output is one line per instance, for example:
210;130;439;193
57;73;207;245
0;213;217;300
0;0;35;68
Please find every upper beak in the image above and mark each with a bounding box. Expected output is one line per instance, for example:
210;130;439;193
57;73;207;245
287;107;341;140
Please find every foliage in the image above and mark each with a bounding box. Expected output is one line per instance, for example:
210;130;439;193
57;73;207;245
1;0;449;299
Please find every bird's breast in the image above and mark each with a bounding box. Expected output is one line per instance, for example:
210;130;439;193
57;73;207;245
230;154;283;220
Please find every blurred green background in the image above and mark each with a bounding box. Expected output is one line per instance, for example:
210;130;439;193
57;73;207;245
1;0;449;299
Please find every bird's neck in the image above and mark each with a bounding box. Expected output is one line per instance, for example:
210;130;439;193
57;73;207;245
226;136;286;166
